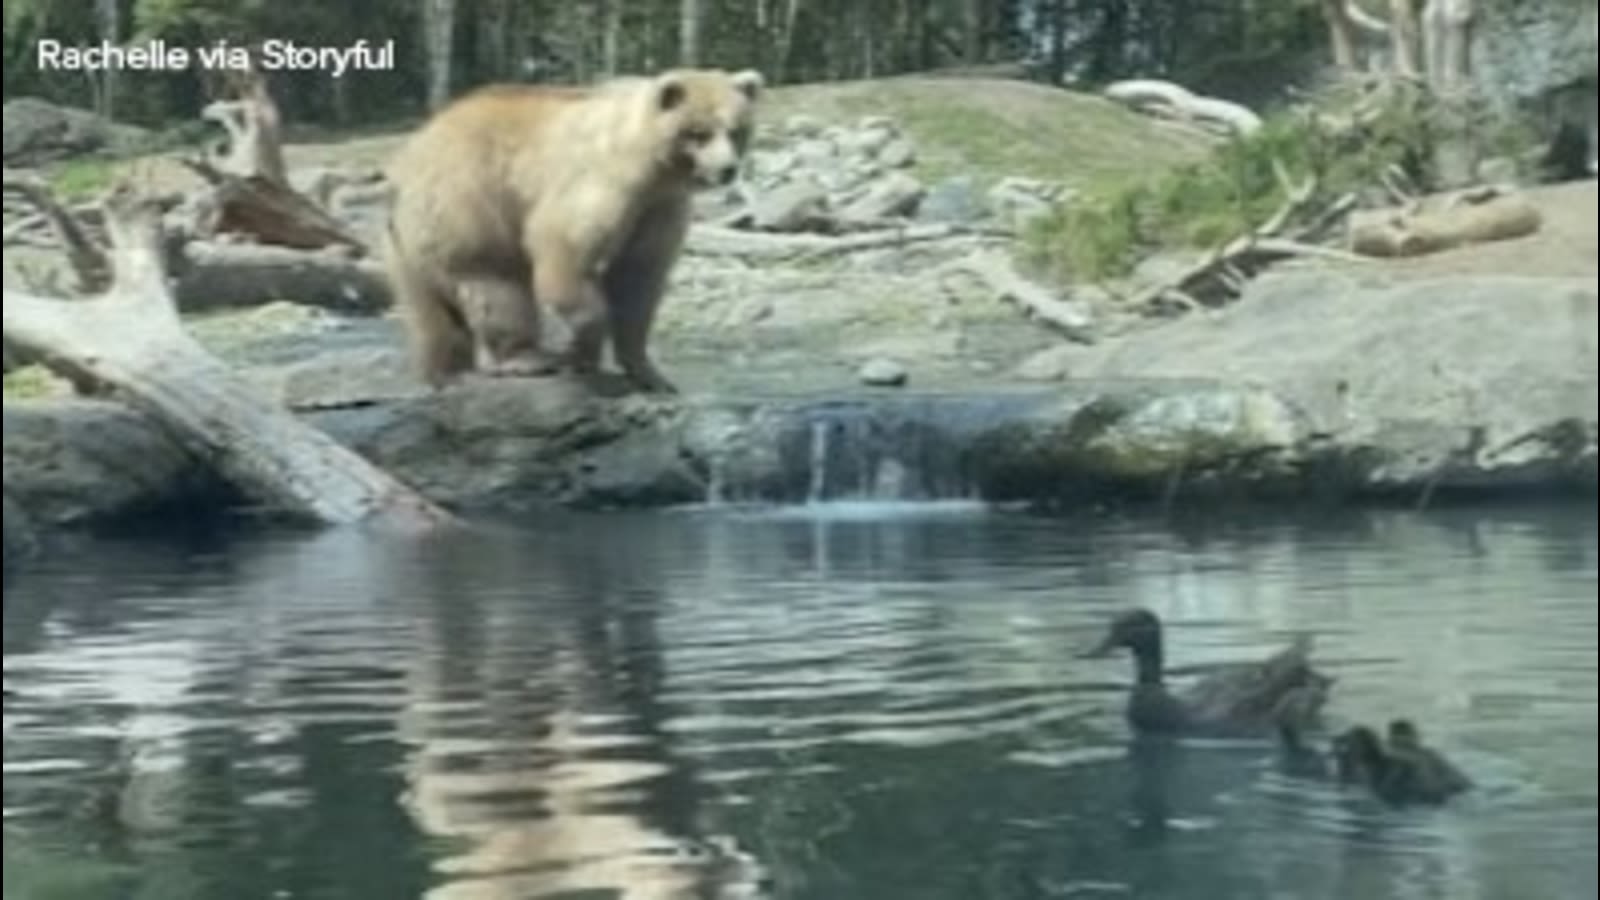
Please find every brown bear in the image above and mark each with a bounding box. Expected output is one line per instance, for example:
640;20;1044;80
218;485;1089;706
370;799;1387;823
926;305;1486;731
383;67;764;394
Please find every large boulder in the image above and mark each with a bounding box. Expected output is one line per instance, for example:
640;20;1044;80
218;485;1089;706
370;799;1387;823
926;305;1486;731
1061;270;1599;493
1473;0;1597;110
3;399;223;530
1471;0;1598;175
2;97;150;166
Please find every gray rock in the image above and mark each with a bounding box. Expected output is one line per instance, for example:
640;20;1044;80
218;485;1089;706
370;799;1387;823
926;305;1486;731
1066;269;1599;492
2;97;150;165
783;114;825;139
753;150;799;182
751;179;830;232
858;358;909;387
3;399;221;529
306;378;695;512
986;177;1062;230
794;138;837;166
918;176;988;225
247;347;422;410
841;122;897;159
838;172;925;223
1472;0;1597;112
878;138;917;169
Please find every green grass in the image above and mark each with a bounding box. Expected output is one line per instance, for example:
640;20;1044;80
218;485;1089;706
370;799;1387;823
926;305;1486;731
2;365;67;399
45;157;119;200
765;77;1212;188
1019;79;1545;283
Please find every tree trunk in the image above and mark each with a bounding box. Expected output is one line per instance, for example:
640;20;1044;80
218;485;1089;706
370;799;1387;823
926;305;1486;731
679;0;702;66
425;0;456;110
1048;0;1068;83
2;186;454;530
95;0;120;118
1320;0;1358;71
963;0;983;63
1425;0;1476;94
1388;0;1422;79
602;0;623;75
776;0;804;82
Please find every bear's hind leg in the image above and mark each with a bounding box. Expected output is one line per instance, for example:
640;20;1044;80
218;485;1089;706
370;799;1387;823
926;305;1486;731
533;253;611;377
459;277;560;377
392;258;473;389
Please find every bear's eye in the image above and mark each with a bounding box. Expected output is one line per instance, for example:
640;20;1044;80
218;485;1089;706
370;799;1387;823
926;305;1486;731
682;127;714;145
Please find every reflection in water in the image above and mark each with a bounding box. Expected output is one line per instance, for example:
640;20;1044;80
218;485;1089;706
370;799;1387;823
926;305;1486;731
3;503;1596;900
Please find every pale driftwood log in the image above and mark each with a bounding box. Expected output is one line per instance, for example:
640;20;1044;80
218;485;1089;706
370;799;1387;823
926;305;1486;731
174;242;390;314
1346;186;1540;257
2;184;454;531
1103;79;1263;137
202;61;288;185
941;251;1095;342
181;158;368;254
686;223;1002;261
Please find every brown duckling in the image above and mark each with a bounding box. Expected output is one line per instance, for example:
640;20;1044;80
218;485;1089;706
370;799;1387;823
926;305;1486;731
1086;608;1334;738
1325;721;1472;807
1382;718;1474;803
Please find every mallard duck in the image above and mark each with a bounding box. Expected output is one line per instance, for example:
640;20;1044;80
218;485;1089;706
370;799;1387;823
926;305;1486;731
1085;607;1334;738
1327;720;1472;806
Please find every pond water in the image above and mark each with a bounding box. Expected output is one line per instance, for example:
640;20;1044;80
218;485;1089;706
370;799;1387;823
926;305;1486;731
5;501;1597;900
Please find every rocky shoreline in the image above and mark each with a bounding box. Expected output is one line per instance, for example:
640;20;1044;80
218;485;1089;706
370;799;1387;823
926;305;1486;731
8;263;1595;569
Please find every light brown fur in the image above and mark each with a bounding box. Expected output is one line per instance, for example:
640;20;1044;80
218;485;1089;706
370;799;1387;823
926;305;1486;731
384;68;764;394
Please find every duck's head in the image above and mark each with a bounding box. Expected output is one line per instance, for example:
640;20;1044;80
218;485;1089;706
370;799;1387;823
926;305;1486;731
1332;725;1387;782
1387;719;1420;750
1085;608;1163;659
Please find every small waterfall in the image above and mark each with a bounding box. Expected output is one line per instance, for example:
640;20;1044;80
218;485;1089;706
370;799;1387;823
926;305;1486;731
797;402;973;506
685;393;1043;511
806;419;832;504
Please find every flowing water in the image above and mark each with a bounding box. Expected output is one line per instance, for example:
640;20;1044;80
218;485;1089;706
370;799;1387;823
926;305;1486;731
4;502;1596;900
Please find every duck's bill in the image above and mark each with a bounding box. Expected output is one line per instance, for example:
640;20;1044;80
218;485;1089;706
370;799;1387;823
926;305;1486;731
1078;635;1117;659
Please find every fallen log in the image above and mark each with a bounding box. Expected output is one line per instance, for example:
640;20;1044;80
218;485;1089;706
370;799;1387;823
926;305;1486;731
1103;79;1263;137
2;183;454;531
1346;186;1542;257
941;251;1096;342
687;223;1004;261
174;241;391;314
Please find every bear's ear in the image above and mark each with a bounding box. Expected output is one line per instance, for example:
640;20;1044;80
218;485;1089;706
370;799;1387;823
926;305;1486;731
731;69;765;102
655;75;687;112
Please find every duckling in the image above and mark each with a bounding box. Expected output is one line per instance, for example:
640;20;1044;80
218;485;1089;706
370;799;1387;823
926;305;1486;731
1327;721;1472;807
1086;607;1334;738
1382;719;1473;804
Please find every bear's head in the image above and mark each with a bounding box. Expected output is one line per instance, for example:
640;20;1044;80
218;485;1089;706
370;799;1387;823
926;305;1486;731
648;68;765;188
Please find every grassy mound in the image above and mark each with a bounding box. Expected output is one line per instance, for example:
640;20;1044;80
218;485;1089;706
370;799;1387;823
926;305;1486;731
1020;80;1543;283
762;76;1215;186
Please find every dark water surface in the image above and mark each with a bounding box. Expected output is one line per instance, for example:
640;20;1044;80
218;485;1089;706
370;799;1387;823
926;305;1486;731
5;502;1597;900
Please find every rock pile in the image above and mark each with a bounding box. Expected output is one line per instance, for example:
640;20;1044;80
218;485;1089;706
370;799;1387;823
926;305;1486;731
709;114;1077;234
